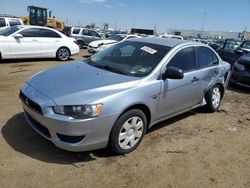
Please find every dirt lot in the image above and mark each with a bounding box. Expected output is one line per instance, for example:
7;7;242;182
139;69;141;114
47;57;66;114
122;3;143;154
0;50;250;188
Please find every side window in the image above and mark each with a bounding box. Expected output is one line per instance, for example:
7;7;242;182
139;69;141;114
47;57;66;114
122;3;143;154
19;28;40;37
39;29;61;38
120;45;136;57
89;31;98;37
9;19;21;26
82;29;90;36
0;18;6;27
72;28;80;34
167;47;195;72
196;47;218;68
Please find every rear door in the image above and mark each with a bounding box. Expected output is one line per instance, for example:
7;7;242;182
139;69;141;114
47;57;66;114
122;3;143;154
9;28;41;58
38;28;62;57
192;46;221;106
157;47;199;119
81;29;92;44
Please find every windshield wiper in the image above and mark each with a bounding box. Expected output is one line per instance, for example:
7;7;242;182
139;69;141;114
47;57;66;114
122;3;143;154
97;65;129;76
85;58;129;76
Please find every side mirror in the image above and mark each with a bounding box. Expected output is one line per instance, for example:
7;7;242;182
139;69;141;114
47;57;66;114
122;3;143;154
162;67;184;80
235;47;244;54
14;34;23;39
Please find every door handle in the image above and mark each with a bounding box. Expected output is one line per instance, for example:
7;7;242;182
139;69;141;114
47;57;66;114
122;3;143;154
191;76;199;83
32;39;38;42
55;40;60;42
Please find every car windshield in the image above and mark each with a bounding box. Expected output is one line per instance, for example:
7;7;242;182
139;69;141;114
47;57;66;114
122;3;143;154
0;26;21;36
86;41;171;77
107;35;125;41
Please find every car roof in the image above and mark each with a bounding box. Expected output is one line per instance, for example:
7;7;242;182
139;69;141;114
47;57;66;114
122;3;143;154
130;37;194;47
14;25;56;30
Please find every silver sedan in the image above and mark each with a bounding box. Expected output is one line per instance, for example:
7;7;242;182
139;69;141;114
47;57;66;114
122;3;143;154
20;38;231;154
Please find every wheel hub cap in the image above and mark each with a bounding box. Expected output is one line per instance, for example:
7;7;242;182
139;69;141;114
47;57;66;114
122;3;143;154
118;116;144;150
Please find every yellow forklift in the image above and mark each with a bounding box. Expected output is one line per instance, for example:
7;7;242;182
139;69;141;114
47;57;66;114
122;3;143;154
21;6;64;32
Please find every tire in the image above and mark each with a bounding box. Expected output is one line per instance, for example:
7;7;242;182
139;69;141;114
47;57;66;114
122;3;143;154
77;40;84;49
205;84;222;112
56;47;70;61
109;109;147;155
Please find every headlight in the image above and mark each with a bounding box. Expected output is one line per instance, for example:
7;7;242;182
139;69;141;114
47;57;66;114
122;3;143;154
97;44;107;51
53;104;103;119
234;62;244;70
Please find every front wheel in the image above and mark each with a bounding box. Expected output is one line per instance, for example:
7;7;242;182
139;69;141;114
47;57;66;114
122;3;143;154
56;47;70;61
109;109;147;155
205;85;222;112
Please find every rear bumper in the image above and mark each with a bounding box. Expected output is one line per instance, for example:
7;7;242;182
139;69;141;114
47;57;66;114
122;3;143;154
71;46;80;56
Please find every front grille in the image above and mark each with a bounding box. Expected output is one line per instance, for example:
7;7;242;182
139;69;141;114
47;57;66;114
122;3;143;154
57;133;85;144
25;112;51;138
20;92;43;114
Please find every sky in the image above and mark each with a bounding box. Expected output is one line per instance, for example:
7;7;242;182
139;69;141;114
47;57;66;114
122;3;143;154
0;0;250;32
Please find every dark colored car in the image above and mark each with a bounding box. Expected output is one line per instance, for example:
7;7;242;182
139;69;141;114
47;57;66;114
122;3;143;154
218;39;250;65
230;53;250;88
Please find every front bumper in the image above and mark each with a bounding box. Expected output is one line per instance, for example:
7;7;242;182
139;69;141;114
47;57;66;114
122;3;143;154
230;68;250;88
87;46;97;54
20;84;117;152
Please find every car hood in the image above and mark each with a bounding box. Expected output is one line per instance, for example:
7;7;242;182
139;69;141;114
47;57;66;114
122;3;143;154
89;39;117;48
27;61;140;105
238;54;250;65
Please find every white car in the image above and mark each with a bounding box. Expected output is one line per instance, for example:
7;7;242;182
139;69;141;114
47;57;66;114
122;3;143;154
0;25;79;61
0;15;23;31
159;34;184;40
88;34;140;54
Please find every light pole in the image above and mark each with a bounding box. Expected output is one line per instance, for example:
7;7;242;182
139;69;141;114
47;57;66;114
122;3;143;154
200;12;207;38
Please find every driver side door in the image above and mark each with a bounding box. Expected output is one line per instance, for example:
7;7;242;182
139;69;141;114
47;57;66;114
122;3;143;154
157;46;199;119
9;28;41;58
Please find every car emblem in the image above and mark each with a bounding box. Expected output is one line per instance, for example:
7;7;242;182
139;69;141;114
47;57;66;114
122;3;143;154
25;98;29;106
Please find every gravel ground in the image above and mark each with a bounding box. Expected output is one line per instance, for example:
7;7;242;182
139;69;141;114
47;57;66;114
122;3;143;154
0;49;250;188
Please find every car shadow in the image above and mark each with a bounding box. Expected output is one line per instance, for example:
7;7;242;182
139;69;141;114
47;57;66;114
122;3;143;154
0;58;75;64
227;83;250;94
2;108;205;164
1;112;113;165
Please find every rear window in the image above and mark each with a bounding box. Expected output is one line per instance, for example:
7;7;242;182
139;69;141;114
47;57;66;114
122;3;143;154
0;18;6;27
9;19;22;26
72;28;81;34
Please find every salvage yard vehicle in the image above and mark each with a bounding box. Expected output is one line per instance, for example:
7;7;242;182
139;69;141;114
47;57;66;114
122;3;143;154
0;15;24;31
69;27;101;48
88;34;140;54
0;25;79;61
159;34;184;40
230;53;250;87
218;39;250;65
20;38;230;154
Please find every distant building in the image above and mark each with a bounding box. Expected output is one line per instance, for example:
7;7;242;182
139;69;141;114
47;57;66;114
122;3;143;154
166;29;242;40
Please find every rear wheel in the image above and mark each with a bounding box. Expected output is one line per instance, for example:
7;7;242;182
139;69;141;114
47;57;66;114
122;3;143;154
205;84;222;112
77;40;84;49
109;109;147;155
56;47;70;61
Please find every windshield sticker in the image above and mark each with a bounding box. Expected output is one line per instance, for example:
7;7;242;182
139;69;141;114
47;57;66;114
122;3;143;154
141;46;157;54
139;68;147;72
